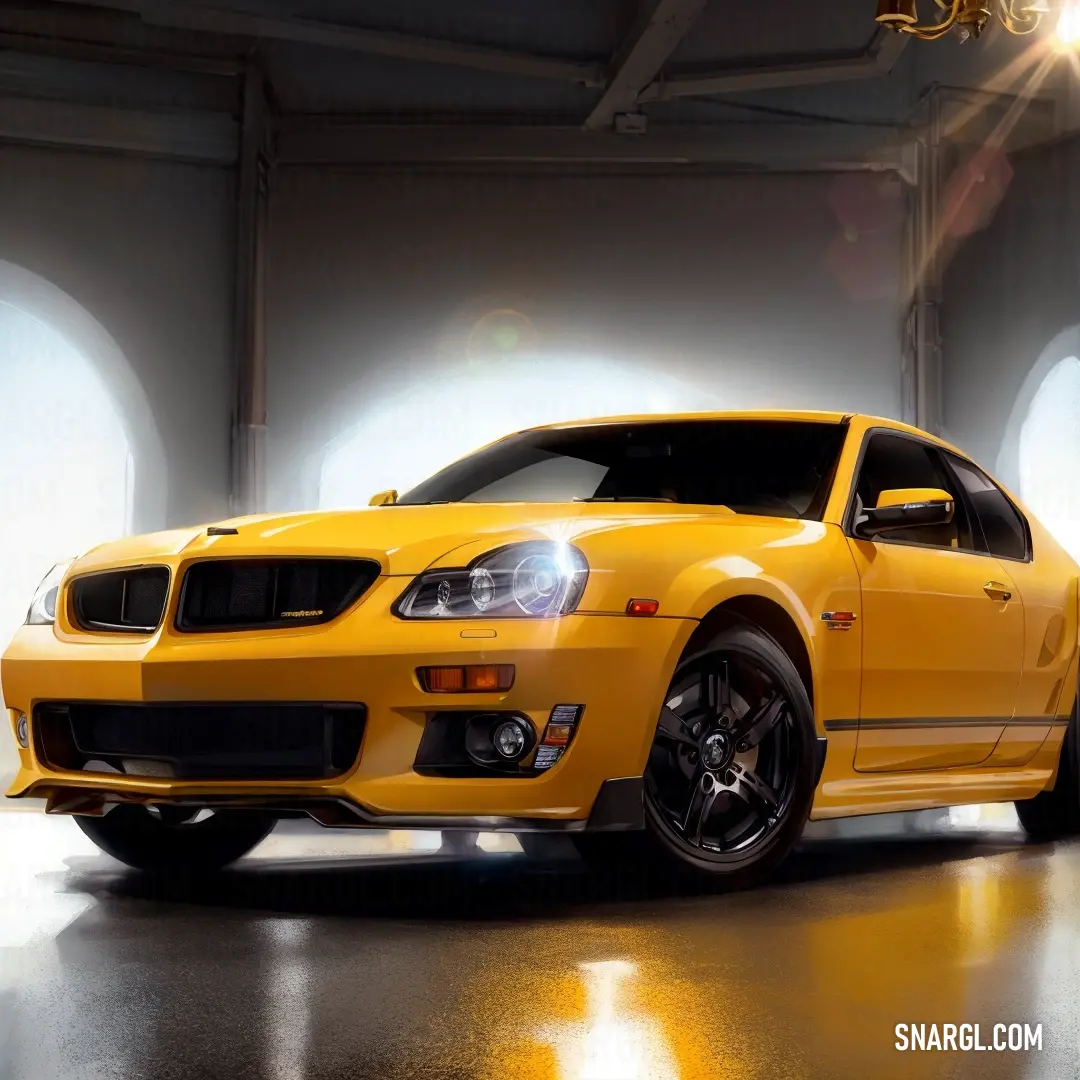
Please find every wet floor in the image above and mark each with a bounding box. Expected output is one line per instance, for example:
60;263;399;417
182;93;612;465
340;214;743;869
1;804;1077;1080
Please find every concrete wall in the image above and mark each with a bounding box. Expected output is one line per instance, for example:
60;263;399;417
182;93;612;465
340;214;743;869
0;144;235;528
267;169;905;508
941;137;1080;486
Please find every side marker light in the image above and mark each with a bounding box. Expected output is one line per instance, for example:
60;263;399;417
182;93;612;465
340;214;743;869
535;704;584;770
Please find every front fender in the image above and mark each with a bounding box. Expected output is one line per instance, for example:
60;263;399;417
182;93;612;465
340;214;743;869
675;567;817;641
576;518;862;728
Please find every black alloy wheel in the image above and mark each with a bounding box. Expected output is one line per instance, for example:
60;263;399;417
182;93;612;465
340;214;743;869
641;623;817;887
75;804;277;873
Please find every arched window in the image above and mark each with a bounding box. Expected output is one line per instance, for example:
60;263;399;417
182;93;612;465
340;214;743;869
0;302;133;647
1018;355;1080;562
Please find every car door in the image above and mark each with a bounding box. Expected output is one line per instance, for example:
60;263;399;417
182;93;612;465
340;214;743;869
943;451;1078;766
845;431;1025;772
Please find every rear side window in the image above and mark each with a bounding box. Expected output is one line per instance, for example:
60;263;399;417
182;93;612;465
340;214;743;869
852;433;973;550
944;453;1030;561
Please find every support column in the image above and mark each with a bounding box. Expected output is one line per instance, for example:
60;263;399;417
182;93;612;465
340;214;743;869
230;60;271;517
902;89;944;435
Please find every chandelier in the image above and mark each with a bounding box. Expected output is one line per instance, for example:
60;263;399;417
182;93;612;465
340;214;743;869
875;0;1050;40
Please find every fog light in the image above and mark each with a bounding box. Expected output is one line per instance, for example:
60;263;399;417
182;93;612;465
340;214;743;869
15;712;29;748
464;712;536;766
493;719;527;759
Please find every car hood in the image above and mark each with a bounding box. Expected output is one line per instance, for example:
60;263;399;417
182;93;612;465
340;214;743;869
66;501;790;577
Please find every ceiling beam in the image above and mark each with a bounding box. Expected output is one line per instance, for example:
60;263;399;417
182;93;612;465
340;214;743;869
584;0;710;131
276;119;907;173
0;94;238;162
0;87;914;174
0;29;243;76
46;0;606;87
639;28;908;100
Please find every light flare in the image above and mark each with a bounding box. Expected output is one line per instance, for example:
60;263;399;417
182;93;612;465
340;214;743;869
907;39;1058;306
1057;0;1080;44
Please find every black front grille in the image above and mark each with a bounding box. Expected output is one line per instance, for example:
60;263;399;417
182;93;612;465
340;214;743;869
71;568;170;633
35;703;366;780
177;558;379;631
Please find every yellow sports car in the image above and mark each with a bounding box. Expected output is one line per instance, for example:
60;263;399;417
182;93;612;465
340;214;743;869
4;410;1079;889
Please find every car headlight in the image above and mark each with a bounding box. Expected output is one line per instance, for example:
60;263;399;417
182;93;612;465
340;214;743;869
395;541;589;619
26;561;73;625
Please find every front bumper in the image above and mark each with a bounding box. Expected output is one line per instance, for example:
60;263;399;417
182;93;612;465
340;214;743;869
3;575;692;827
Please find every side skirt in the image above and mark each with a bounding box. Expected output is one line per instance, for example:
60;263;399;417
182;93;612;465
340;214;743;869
810;763;1058;820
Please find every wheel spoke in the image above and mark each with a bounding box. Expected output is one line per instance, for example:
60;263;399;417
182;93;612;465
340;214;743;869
728;761;779;814
655;706;698;749
682;772;719;846
699;669;718;716
718;661;731;712
733;694;786;750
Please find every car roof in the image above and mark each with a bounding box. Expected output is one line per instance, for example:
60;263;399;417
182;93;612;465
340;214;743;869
530;408;850;428
520;410;972;458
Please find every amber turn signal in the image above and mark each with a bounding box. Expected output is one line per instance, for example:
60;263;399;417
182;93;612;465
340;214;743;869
626;598;659;616
419;664;515;693
542;722;574;747
535;704;584;771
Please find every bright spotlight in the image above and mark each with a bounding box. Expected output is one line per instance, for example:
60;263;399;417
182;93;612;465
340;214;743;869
1057;0;1080;45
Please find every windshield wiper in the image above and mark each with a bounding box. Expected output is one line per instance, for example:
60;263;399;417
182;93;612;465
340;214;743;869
573;496;676;503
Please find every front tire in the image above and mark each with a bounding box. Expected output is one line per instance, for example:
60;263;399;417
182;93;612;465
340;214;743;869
75;805;276;873
575;623;818;891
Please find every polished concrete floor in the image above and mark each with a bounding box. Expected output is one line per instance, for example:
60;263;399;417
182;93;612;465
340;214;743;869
1;803;1077;1080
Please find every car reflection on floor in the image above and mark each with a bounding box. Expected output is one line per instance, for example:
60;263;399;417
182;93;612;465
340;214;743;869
0;801;1074;1080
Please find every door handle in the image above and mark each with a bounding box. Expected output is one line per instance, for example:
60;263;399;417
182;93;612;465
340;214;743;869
983;581;1013;602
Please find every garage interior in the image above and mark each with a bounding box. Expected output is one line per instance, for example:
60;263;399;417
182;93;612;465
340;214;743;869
3;1;1080;1077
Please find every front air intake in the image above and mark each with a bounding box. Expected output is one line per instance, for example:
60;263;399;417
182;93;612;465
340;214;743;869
176;558;379;631
71;567;170;633
35;702;366;780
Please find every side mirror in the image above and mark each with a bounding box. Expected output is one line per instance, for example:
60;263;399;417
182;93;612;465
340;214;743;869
368;489;399;507
856;487;954;539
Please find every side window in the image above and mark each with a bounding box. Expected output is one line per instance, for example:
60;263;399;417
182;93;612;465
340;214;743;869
852;433;973;550
944;454;1030;561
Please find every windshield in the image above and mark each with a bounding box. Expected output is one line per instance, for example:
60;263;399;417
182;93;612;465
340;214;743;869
399;419;847;519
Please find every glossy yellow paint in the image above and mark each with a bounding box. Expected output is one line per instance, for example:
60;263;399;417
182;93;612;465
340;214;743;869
875;486;954;509
3;409;1078;825
847;539;1025;769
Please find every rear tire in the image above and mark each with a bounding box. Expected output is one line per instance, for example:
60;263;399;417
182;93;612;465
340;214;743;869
1015;705;1080;840
75;805;276;872
575;622;817;891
